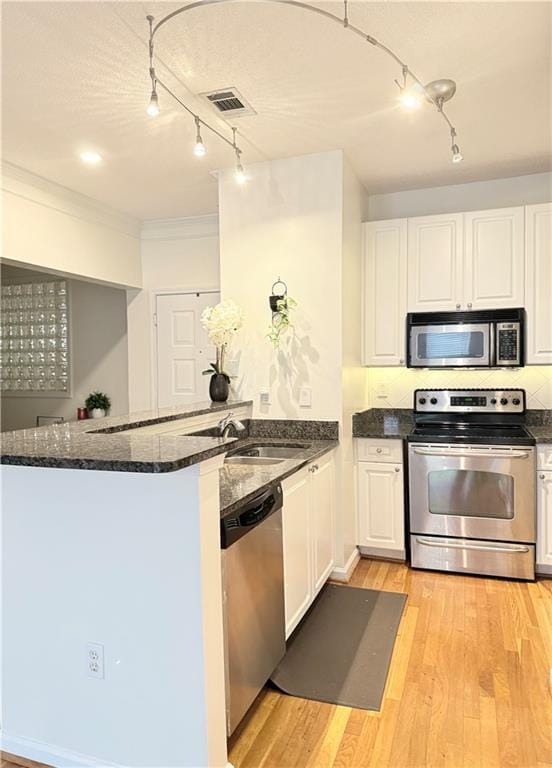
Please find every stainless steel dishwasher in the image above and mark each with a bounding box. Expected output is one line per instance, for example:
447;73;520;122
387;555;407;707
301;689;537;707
221;483;285;736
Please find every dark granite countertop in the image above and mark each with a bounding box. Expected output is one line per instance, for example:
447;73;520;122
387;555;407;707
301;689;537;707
352;409;414;439
528;426;552;444
0;399;252;472
219;437;339;516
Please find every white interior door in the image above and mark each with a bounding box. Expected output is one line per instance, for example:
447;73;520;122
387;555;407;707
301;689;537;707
156;292;219;408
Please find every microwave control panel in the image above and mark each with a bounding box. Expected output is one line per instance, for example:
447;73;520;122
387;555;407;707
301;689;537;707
496;322;521;366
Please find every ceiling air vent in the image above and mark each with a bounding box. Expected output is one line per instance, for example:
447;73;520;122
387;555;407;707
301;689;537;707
201;88;256;118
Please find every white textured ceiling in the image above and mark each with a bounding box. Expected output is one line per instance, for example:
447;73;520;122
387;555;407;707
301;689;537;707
2;1;551;219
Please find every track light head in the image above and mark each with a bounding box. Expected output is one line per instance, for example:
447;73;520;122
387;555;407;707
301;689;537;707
451;144;463;163
147;90;160;117
193;117;206;157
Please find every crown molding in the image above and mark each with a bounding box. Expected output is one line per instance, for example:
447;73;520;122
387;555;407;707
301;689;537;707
141;213;219;241
1;161;141;239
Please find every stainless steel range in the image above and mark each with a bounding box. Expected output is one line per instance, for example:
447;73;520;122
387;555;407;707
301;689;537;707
408;388;536;581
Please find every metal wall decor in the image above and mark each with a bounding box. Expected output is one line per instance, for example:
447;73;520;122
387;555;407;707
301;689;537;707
145;0;463;175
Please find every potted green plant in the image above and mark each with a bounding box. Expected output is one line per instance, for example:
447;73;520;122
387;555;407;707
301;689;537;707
85;391;111;419
201;300;244;402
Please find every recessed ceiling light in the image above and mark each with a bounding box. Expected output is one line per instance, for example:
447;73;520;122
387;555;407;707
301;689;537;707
80;151;102;165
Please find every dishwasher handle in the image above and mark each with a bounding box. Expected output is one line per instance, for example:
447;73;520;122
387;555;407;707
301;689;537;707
221;484;283;548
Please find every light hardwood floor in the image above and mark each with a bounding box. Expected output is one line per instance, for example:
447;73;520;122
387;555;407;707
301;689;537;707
2;559;551;768
228;559;552;768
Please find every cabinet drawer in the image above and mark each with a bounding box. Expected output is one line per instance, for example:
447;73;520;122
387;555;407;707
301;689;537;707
538;446;552;470
356;438;403;463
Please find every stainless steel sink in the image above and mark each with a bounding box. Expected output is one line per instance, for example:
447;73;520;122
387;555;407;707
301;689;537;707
224;456;286;466
229;444;309;460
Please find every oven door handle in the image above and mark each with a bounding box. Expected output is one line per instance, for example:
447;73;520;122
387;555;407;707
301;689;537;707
415;537;530;554
411;447;532;459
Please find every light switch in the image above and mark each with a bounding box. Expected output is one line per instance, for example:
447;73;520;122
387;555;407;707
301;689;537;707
377;383;389;398
299;386;312;408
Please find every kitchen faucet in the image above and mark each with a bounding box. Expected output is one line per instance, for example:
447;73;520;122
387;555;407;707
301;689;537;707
218;413;246;438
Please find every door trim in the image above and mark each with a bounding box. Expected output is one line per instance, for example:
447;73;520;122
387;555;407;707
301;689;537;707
152;287;220;410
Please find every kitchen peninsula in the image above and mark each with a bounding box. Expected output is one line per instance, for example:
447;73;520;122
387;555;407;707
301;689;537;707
1;399;338;768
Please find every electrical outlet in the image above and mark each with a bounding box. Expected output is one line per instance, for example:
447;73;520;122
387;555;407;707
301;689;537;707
87;642;104;679
260;389;270;406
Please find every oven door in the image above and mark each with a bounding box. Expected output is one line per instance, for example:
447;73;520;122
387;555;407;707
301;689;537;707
409;323;491;367
408;444;535;543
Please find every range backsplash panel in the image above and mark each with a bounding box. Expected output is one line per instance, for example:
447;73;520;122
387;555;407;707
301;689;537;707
367;366;552;410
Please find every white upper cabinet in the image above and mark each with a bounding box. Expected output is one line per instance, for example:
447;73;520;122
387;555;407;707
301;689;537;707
525;203;552;365
407;213;463;312
363;219;407;366
464;207;525;309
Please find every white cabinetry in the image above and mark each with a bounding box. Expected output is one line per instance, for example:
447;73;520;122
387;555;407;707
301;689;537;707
525;203;552;364
464;207;525;309
362;219;407;366
537;447;552;572
407;213;463;312
282;452;335;638
356;439;405;559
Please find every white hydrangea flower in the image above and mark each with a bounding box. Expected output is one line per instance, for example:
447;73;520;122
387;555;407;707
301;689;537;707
201;299;244;348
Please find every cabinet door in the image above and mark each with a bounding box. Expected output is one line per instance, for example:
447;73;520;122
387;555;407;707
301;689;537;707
464;207;525;309
525;203;552;365
363;220;407;366
282;469;311;638
537;471;552;568
357;462;405;554
311;456;335;595
407;214;463;312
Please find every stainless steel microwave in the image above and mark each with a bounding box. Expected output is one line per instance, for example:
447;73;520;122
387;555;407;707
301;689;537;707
406;308;525;368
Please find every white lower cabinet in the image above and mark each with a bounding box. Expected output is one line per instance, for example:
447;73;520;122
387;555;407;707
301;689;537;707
282;452;336;638
356;439;405;559
537;447;552;571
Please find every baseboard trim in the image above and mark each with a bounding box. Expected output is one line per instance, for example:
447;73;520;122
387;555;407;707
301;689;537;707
1;736;120;768
330;547;360;583
536;564;552;577
359;546;406;562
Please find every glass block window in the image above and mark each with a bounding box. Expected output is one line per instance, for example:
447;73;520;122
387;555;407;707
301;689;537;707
0;280;70;393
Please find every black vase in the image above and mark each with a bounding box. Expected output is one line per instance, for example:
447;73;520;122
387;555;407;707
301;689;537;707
209;373;229;403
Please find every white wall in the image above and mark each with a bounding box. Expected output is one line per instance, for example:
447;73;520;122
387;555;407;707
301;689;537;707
1;265;129;431
127;216;220;411
219;151;344;420
2;163;142;289
366;171;552;221
339;161;367;564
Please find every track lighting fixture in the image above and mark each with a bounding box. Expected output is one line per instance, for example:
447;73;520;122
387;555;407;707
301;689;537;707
145;0;463;176
194;116;206;157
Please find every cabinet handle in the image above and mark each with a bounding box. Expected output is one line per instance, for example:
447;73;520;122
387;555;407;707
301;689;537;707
467;302;472;309
376;448;382;454
540;474;546;480
395;466;400;473
399;358;405;365
456;303;461;310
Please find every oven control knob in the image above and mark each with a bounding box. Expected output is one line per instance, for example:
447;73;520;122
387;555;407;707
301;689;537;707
490;398;497;404
500;397;508;405
419;397;426;405
512;398;521;406
430;397;438;405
